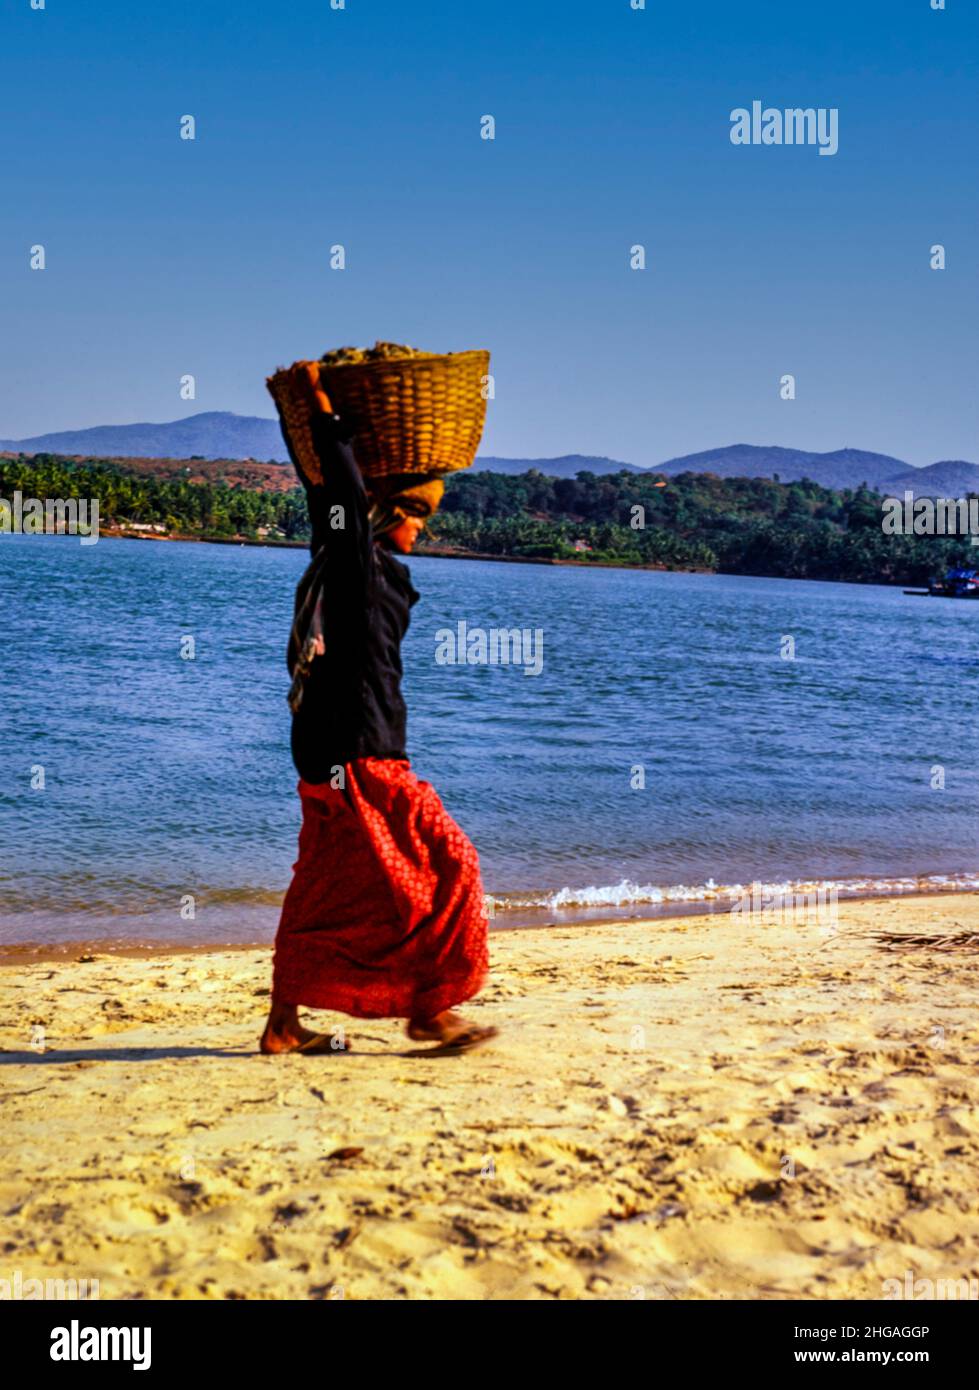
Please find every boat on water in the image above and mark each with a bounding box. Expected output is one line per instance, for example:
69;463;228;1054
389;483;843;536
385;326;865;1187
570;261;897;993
903;567;979;599
927;567;979;598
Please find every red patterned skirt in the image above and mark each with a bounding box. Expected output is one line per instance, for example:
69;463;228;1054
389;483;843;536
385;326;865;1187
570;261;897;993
272;759;489;1019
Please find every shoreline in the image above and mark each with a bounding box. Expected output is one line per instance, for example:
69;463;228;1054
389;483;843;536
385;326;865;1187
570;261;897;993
5;528;946;587
56;527;701;573
4;889;978;1299
2;884;976;964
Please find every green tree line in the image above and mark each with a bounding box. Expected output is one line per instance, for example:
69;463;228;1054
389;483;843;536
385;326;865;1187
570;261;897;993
2;453;975;585
429;468;976;584
0;454;310;540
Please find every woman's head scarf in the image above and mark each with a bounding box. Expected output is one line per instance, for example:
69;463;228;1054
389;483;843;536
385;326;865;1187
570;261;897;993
368;476;445;539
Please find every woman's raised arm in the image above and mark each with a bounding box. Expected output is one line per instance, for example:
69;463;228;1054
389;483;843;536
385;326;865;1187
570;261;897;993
277;363;370;562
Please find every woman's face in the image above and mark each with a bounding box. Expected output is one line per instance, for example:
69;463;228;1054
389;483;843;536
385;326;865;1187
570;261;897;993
384;515;426;553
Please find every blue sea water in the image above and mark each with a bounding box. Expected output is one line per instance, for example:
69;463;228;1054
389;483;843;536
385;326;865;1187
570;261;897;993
1;534;977;947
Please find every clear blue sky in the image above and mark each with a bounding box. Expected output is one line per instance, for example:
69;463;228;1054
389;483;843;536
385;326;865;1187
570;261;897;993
3;0;976;466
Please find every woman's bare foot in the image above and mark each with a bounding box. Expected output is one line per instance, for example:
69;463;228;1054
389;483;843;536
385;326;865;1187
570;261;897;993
260;1001;350;1055
406;1010;498;1054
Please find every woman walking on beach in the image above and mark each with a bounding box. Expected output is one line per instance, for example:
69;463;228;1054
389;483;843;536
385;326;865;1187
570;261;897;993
261;363;494;1056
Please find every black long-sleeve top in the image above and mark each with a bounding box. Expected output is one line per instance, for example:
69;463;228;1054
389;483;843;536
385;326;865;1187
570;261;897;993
286;414;420;783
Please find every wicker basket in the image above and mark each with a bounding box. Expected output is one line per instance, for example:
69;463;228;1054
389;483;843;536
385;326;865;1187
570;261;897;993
266;362;326;484
267;349;490;485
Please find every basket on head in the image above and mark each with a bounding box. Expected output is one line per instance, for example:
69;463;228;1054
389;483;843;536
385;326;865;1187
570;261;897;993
267;347;490;485
266;361;326;483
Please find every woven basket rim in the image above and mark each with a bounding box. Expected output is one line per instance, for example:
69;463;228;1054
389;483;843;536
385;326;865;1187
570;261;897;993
268;348;489;385
318;348;489;376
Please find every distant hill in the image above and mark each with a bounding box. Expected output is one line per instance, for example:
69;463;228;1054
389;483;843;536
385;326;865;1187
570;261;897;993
652;444;911;491
473;453;644;478
477;445;979;494
0;412;287;463
881;459;979;497
3;412;977;495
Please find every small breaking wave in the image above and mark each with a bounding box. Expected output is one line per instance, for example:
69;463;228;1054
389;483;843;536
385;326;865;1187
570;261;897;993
491;872;979;918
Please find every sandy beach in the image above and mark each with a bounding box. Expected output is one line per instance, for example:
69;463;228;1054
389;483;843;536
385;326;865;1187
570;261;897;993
2;892;978;1301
